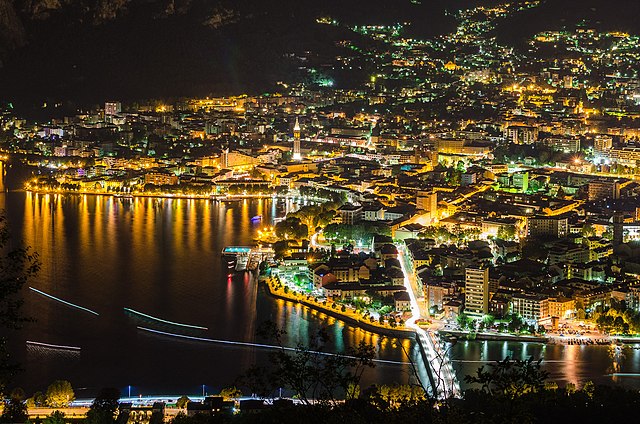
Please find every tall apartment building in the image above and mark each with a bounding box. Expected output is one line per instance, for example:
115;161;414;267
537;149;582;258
504;125;538;144
527;216;569;238
105;102;122;116
541;137;580;153
464;266;489;318
588;180;620;201
511;293;549;324
593;135;613;156
336;204;363;225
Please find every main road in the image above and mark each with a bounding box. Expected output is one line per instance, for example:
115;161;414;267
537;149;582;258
311;230;461;398
397;244;461;399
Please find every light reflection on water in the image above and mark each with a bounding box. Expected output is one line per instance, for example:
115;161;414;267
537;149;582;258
7;187;640;395
4;191;420;395
451;340;640;390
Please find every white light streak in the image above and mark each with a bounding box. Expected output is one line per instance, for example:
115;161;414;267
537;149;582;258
26;340;81;351
124;308;208;330
29;287;99;316
137;326;408;366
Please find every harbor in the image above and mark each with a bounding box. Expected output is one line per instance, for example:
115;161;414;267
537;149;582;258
222;246;275;272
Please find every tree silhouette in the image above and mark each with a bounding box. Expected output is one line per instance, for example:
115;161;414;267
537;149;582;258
238;321;375;406
464;357;549;398
0;212;40;394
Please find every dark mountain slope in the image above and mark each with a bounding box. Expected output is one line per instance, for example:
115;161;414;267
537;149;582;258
494;0;640;46
0;0;456;103
0;0;639;104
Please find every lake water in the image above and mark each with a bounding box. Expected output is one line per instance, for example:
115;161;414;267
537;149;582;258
4;163;640;397
2;181;422;397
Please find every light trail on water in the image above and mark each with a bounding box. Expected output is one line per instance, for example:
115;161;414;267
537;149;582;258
137;326;409;366
124;307;208;330
26;340;81;351
29;287;99;316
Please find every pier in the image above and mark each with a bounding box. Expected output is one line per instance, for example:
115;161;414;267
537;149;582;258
222;246;275;271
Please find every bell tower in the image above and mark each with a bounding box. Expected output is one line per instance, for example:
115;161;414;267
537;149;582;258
293;117;301;160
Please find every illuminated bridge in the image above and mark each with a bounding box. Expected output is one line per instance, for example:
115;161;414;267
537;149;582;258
397;246;461;399
223;244;459;397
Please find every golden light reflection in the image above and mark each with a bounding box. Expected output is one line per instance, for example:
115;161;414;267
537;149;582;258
105;197;116;256
173;199;184;254
94;194;104;250
16;194;414;384
562;344;580;385
198;200;209;251
241;199;249;228
53;195;64;256
79;195;89;266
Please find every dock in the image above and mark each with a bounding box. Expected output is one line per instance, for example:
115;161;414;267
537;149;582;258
222;246;274;271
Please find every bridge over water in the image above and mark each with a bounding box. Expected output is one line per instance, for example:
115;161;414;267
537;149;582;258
223;244;460;398
397;245;461;399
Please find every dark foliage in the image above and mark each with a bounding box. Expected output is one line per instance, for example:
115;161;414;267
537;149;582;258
86;387;121;424
237;321;375;406
0;212;40;393
1;388;28;424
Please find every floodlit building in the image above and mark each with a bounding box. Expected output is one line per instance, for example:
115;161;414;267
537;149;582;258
588;180;620;201
293;117;302;160
511;293;549;324
464;266;489;318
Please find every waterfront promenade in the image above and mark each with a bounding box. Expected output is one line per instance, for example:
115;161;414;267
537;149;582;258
261;276;414;339
261;245;461;399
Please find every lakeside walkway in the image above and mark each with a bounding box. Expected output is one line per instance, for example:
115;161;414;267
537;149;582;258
261;245;462;399
261;276;414;339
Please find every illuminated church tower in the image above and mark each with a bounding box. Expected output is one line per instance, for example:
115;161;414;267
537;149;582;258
293;117;302;160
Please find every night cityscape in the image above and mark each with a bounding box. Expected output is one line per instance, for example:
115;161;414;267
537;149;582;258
3;0;640;423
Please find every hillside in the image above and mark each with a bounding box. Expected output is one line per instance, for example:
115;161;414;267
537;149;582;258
0;0;639;105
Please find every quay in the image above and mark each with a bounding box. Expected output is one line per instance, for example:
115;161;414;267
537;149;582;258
222;246;274;271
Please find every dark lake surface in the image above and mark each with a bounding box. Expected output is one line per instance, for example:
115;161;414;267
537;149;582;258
2;181;422;397
3;162;640;397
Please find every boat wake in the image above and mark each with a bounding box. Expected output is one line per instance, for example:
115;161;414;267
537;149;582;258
124;307;208;330
29;287;99;316
26;340;81;359
137;326;408;366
